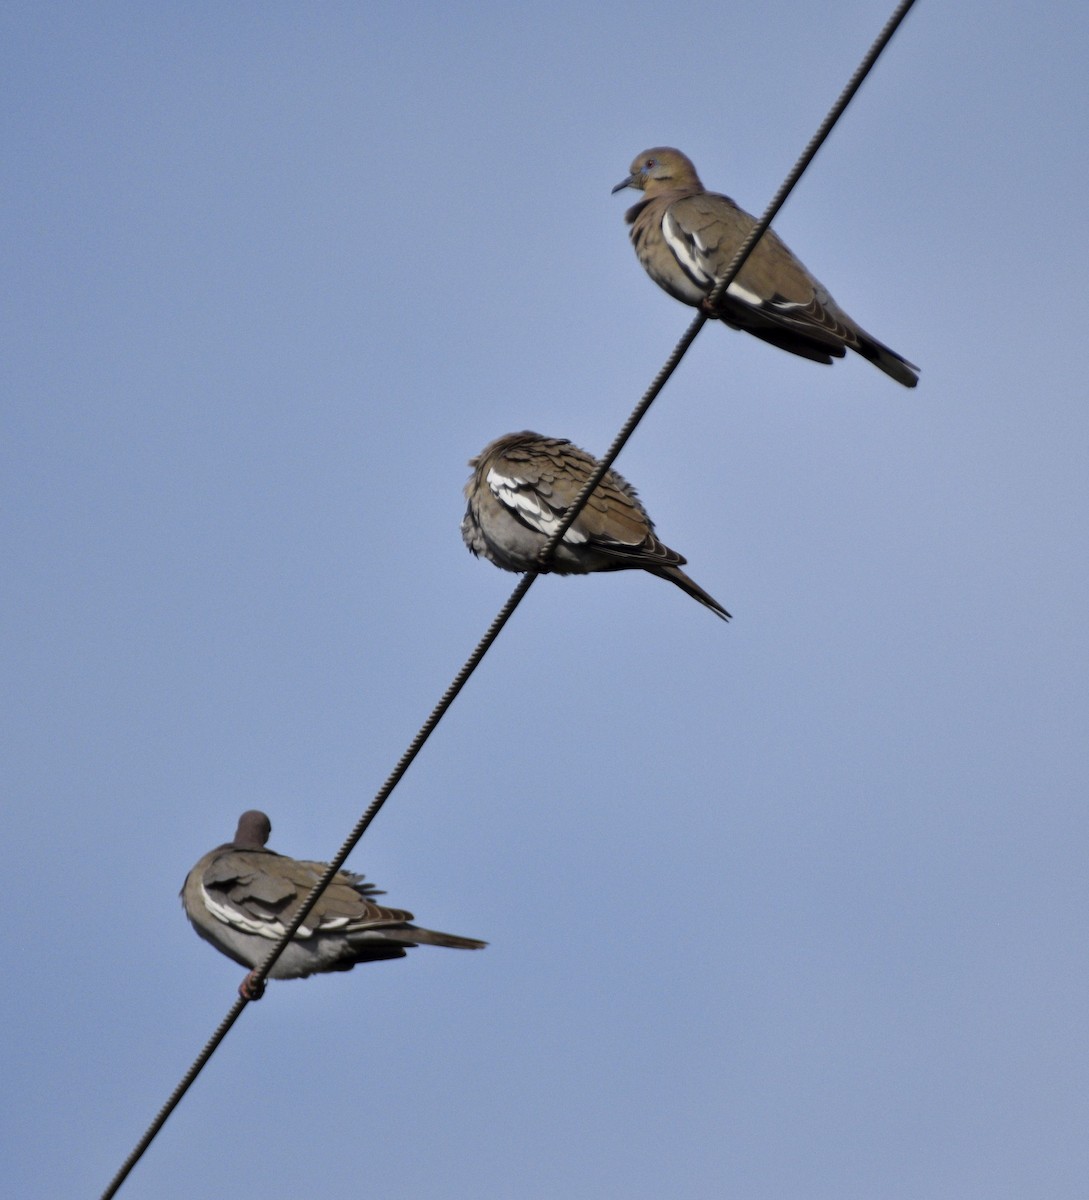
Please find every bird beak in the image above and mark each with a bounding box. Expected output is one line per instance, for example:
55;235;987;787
611;174;636;194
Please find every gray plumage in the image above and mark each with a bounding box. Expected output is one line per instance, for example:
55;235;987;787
613;146;919;388
182;811;485;991
462;431;730;621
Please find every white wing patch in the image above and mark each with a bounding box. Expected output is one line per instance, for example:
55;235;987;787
725;280;765;307
202;885;288;939
201;883;339;940
663;211;809;314
486;467;588;545
662;211;715;289
731;283;807;313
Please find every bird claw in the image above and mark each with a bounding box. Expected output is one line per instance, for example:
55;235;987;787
239;971;266;1001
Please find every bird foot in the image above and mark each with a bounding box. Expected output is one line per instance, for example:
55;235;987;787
239;971;266;1001
699;296;721;318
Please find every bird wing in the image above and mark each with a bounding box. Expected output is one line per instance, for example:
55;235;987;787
664;192;857;350
199;849;413;941
483;439;589;546
479;435;688;570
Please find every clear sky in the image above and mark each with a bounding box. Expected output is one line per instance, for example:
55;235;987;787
4;3;1088;1197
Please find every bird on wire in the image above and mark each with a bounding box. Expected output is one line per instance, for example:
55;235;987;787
613;146;918;387
182;810;485;999
462;430;730;621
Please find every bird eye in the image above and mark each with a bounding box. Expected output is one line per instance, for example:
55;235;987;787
645;158;657;169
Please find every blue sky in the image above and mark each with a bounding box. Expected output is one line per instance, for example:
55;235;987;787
4;3;1088;1197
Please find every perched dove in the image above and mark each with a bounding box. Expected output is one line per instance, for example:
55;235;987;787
182;810;485;998
462;430;730;621
614;146;918;387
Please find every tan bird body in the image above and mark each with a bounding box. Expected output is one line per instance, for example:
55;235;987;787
182;811;485;997
614;147;918;387
462;431;730;621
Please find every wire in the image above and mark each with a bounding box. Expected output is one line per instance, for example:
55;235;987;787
98;2;918;1194
706;0;920;315
98;576;536;1200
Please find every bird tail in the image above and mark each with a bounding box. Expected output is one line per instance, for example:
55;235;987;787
385;926;488;951
855;331;919;388
656;566;731;621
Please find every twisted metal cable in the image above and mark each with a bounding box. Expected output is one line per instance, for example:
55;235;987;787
705;0;919;314
98;998;249;1200
99;3;918;1194
98;571;535;1200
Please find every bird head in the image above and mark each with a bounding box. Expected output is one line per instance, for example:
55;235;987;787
232;810;272;848
612;147;703;196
